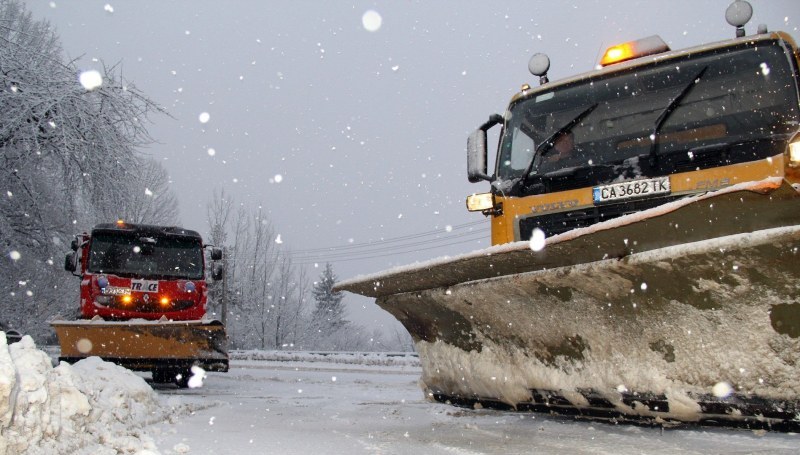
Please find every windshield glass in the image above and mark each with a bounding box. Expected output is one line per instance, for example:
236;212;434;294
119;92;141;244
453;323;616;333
497;42;799;183
87;232;204;280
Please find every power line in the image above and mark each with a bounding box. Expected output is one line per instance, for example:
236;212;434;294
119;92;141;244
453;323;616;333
288;235;489;265
286;226;488;257
269;219;491;264
282;219;488;254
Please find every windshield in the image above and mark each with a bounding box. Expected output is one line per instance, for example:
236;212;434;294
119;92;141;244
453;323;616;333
87;232;204;280
497;41;799;185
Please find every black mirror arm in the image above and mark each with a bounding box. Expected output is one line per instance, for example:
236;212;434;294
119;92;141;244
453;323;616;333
481;114;504;132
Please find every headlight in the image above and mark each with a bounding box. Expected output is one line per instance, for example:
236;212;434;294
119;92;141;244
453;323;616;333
466;193;494;212
789;140;800;166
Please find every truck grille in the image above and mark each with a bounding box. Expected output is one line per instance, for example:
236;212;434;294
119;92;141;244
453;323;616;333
518;195;684;240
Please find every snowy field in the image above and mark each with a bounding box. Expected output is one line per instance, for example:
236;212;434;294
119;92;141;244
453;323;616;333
2;337;798;454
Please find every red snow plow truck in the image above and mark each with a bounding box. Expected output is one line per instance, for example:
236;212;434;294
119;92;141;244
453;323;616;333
52;221;228;387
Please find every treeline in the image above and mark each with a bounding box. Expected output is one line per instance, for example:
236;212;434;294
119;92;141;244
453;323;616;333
205;190;412;351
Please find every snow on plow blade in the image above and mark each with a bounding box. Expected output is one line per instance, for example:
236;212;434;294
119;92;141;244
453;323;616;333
337;179;800;429
51;319;229;372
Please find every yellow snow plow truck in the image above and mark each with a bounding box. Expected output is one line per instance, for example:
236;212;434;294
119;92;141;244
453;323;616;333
337;2;800;430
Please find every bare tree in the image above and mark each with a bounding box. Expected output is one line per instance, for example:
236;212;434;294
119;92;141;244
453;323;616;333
93;157;179;225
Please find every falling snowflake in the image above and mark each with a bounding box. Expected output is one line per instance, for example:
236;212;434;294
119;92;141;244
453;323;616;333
76;338;93;354
79;70;103;90
189;366;207;388
207;148;216;156
103;4;114;13
362;10;382;32
529;228;546;252
275;235;283;244
198;112;211;123
9;251;21;261
712;381;733;398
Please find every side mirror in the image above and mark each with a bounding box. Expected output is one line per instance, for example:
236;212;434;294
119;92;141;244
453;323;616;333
70;238;79;251
64;253;76;272
210;247;223;261
212;263;224;281
467;114;503;183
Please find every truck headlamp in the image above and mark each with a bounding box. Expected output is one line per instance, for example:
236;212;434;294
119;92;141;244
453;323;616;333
789;140;800;166
466;193;494;212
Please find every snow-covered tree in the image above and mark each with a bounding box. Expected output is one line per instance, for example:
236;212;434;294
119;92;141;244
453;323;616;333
308;263;349;348
93;157;180;225
0;0;170;339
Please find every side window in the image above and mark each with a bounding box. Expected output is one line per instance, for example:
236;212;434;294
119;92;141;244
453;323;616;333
505;128;534;172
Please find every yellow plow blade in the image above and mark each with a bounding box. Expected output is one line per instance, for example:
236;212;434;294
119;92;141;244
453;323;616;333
51;319;228;373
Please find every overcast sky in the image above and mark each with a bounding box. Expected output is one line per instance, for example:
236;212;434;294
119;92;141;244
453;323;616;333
26;0;798;328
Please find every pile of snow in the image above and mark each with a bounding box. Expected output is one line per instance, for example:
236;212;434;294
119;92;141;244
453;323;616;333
0;333;164;454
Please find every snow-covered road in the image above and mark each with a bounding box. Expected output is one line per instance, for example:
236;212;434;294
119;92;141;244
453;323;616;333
151;355;799;455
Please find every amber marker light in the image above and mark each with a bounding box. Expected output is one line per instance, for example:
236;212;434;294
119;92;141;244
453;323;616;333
159;296;171;307
601;44;633;66
121;294;133;305
600;36;670;67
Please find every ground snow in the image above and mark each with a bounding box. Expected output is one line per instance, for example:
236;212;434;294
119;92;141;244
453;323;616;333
0;333;163;455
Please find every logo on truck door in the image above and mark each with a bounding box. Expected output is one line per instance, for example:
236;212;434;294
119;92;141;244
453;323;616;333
131;279;159;293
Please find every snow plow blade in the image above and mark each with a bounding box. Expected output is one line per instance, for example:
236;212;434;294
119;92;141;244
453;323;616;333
51;319;229;373
337;179;800;430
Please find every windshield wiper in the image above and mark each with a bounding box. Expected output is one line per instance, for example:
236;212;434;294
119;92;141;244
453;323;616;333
648;66;708;167
520;103;598;186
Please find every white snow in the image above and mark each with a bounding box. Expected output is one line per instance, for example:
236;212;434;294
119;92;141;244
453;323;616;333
0;334;177;454
1;337;797;453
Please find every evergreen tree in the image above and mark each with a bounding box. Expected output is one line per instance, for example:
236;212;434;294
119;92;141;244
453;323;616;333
310;263;346;333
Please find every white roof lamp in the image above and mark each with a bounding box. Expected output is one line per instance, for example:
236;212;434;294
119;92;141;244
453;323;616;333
528;53;551;86
725;1;753;38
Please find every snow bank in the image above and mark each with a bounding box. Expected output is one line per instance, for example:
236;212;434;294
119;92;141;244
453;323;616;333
0;333;163;455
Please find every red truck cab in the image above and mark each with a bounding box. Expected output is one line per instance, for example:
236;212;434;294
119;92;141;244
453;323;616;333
65;222;222;321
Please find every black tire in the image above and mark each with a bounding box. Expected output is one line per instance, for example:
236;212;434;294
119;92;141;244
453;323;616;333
174;369;192;388
151;369;175;384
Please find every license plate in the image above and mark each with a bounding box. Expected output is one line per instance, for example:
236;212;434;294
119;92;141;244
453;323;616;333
102;286;130;296
593;177;671;204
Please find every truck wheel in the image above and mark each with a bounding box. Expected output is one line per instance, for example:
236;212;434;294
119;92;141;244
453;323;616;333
174;370;192;388
151;369;175;384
